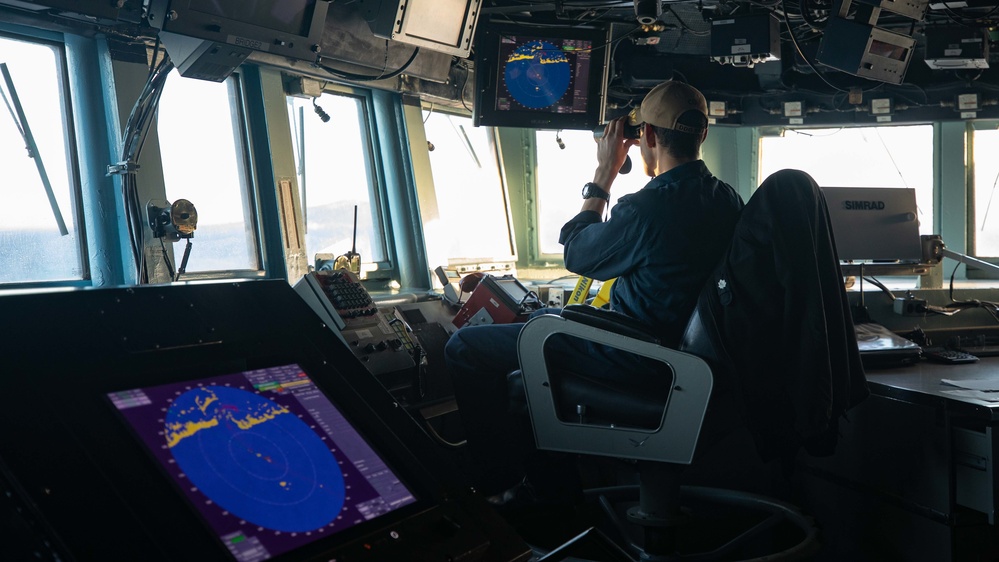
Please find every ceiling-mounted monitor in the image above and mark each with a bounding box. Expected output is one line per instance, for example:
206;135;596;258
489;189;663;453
0;0;135;22
473;24;609;131
146;0;331;81
362;0;481;58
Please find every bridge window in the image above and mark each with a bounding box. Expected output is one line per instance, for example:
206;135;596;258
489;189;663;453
287;92;386;269
157;70;259;273
972;126;999;259
0;34;85;284
759;125;935;236
535;129;649;256
422;112;514;267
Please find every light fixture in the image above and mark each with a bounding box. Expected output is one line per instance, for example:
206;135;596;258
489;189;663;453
147;199;198;241
634;0;662;25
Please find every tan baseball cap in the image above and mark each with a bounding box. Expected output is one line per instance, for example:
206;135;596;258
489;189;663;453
632;80;708;135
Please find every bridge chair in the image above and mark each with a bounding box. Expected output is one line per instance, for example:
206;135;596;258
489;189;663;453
515;169;867;561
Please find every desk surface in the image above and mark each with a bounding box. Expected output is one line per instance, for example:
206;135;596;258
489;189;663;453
868;357;999;420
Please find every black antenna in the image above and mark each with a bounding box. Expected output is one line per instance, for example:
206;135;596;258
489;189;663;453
333;205;360;273
351;205;358;255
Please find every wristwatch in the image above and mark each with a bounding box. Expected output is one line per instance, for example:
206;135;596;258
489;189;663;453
582;182;610;202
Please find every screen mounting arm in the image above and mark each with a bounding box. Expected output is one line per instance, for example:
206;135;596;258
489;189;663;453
0;63;68;236
941;247;999;277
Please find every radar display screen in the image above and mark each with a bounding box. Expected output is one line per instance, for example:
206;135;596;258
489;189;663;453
108;363;416;561
496;35;593;114
474;25;606;130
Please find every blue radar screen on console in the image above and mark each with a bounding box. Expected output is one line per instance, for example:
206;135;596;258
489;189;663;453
497;35;593;113
109;364;416;562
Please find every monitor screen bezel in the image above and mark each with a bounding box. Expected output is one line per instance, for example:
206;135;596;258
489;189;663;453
151;0;330;63
106;358;426;562
473;23;609;131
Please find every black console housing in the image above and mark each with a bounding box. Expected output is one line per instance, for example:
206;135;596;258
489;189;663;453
0;280;529;562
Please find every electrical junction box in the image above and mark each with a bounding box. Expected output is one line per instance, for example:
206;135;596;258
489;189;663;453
924;26;989;70
851;0;930;21
710;14;781;67
816;17;915;84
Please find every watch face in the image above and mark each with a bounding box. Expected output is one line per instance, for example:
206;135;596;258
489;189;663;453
583;183;607;200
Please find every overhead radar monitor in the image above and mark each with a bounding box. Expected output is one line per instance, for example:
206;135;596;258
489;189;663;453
474;25;609;130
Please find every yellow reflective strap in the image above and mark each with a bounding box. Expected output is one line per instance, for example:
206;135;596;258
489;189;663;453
591;278;616;308
567;276;593;305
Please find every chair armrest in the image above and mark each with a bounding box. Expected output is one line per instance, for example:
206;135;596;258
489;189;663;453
560;304;660;344
517;314;712;464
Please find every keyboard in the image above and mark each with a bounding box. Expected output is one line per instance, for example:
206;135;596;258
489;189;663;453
314;270;377;319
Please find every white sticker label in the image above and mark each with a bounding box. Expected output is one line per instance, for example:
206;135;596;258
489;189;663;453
961;111;977;119
871;98;892;114
732;44;752;54
709;101;727;117
944;48;962;56
789;117;804;125
958;93;979;110
784;101;803;117
877;115;892;122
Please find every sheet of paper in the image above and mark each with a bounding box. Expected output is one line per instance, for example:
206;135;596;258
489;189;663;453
941;389;999;402
941;378;999;392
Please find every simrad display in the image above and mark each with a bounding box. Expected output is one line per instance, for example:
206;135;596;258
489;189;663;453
474;25;608;130
109;363;417;562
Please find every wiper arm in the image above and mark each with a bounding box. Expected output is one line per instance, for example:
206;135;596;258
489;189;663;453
447;115;481;168
0;62;68;236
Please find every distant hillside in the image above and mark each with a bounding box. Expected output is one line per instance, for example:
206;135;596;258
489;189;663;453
0;200;379;281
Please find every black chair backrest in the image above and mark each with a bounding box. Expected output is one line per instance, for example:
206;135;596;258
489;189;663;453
682;169;869;462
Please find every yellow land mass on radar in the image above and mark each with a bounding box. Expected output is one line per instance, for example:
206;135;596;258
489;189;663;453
507;52;568;64
507;53;534;62
165;417;220;448
165;389;290;448
196;393;217;414
230;405;290;430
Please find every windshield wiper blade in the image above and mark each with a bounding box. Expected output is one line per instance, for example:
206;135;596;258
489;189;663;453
0;62;69;236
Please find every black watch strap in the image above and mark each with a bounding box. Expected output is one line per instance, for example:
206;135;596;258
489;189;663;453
582;182;610;202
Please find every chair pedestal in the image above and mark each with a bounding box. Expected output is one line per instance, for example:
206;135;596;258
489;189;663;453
587;471;820;561
625;462;688;556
